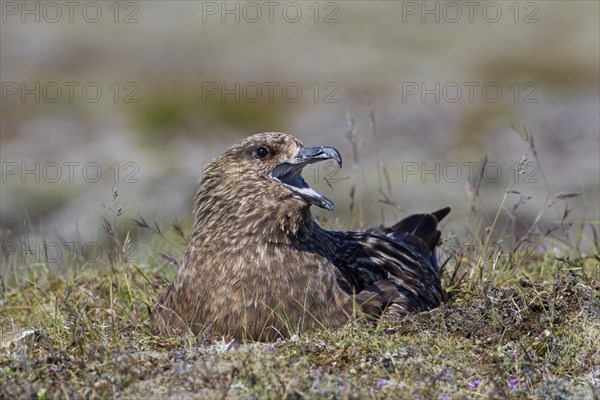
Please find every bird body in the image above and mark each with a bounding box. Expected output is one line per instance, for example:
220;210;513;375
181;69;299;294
150;133;450;341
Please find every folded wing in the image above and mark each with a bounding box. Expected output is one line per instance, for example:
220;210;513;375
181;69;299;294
333;207;451;320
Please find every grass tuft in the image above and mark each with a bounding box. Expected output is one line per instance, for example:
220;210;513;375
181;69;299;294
1;119;599;398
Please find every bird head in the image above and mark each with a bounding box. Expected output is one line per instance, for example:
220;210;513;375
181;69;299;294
200;132;342;213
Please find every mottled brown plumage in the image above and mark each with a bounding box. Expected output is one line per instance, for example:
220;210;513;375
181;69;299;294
150;132;450;341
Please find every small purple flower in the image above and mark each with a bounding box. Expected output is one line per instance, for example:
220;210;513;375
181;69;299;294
508;378;518;389
264;344;276;352
440;396;451;400
375;379;388;390
468;380;481;389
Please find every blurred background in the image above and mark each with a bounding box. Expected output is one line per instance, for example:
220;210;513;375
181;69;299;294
1;1;599;258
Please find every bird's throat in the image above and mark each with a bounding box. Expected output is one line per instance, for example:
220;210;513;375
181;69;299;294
193;193;317;248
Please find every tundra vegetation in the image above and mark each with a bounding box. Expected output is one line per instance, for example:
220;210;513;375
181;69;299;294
1;127;598;399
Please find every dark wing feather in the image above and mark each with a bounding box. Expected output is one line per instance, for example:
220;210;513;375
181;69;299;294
354;280;401;320
367;207;451;250
334;207;450;319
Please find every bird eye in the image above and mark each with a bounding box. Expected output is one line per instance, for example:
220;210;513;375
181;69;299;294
256;146;269;159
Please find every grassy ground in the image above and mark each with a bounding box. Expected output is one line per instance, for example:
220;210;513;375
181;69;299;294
1;130;599;399
1;217;599;399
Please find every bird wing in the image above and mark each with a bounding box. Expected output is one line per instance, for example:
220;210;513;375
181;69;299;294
367;206;451;251
331;207;450;319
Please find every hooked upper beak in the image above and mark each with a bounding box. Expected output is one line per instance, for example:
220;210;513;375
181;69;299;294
268;146;343;211
289;146;343;168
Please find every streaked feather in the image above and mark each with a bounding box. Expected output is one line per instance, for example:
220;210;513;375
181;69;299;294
150;133;450;341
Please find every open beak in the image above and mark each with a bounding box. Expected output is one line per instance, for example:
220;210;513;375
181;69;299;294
269;146;342;211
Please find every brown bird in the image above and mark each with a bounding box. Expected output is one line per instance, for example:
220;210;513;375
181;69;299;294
150;132;450;341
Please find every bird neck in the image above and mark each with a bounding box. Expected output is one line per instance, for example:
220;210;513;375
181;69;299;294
191;192;319;247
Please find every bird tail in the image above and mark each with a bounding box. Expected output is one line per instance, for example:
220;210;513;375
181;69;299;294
381;207;451;251
431;207;451;222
